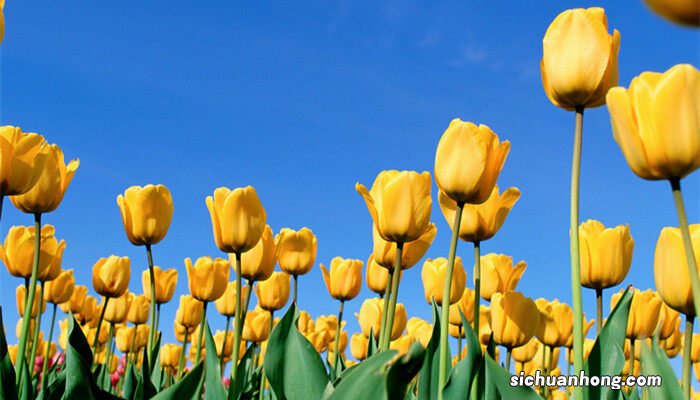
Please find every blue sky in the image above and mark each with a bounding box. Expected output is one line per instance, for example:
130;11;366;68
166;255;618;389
0;0;698;370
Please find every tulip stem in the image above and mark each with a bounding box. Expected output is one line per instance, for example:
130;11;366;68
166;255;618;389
569;106;585;400
102;322;115;388
231;252;244;391
40;302;57;392
155;303;161;337
682;316;694;400
505;348;512;372
220;315;231;378
457;326;462;362
293;274;298;305
29;289;44;376
145;243;157;360
125;324;139;374
381;242;403;351
334;300;345;369
543;345;550;399
670;178;700;318
596;288;603;335
472;240;481;341
176;331;188;381
15;212;42;386
628;339;635;378
195;301;208;365
92;296;109;357
378;268;394;348
258;310;273;400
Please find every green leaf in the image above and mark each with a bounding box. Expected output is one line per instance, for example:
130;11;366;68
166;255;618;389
583;287;633;400
141;341;158;399
263;303;330;400
228;343;256;400
151;361;204;400
122;363;142;400
0;307;18;400
19;361;31;400
442;309;481;400
386;343;426;399
640;338;682;400
37;370;65;400
327;351;397;399
484;355;540;400
150;335;163;391
63;315;95;400
367;328;378;358
204;321;227;400
416;302;441;400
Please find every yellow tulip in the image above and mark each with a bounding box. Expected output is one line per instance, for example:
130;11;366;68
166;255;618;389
320;257;363;301
142;266;178;304
255;271;290;312
10;143;79;214
438;186;520;244
654;225;700;316
541;7;620;110
77;296;100;326
449;288;475;325
175;295;204;328
607;64;700;180
83;322;109;346
59;284;87;314
206;186;267;254
92;256;130;298
434;119;511;204
185;256;229;302
356;298;406;341
117;184;173;246
390;335;413;356
305;330;330;353
104;292;133;324
215;282;250;317
356;170;432;243
44;269;74;305
421;257;466;306
691;333;700;363
644;0;699;27
448;323;464;339
214;330;235;361
350;333;368;360
658;303;681;341
328;330;348;353
373;224;436;273
160;343;182;369
297;310;315;334
662;325;682;358
535;299;573;348
0;126;47;196
16;319;37;341
116;326;139;353
490;291;540;349
242;307;271;343
128;294;150;325
0;225;66;280
579;220;634;290
512;338;541;363
566;338;596;364
365;255;389;296
16;284;45;318
479;253;526;301
564;315;595;348
478;305;492;345
406;318;433;347
611;289;662;340
275;227;317;276
239;224;276;281
174;320;196;342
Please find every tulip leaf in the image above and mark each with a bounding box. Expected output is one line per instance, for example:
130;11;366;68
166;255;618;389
229;343;257;400
484;355;540;400
37;370;66;400
19;361;31;400
263;303;330;400
0;307;18;400
416;302;442;400
386;342;426;399
583;287;633;400
122;363;142;400
442;309;481;400
141;339;159;399
640;337;682;400
63;315;96;400
367;328;378;358
203;321;227;400
151;361;204;400
326;350;397;399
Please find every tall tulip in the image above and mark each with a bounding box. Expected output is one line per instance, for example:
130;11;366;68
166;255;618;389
490;291;541;370
0;127;48;221
356;298;407;342
275;227;317;302
479;253;526;301
214;281;249;369
239;224;276;282
255;271;290;312
421;257;466;306
91;256;130;354
365;255;389;296
643;0;700;26
372;223;436;271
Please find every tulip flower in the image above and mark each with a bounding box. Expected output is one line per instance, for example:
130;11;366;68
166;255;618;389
275;226;317;305
92;256;131;299
406;318;432;348
662;324;682;358
59;284;87;314
658;303;682;341
0;127;48;199
320;257;363;301
350;333;368;361
141;266;178;305
104;292;133;324
422;257;466;306
297;311;315;334
0;225;66;280
77;296;100;327
512;338;541;364
44;269;74;305
185;256;229;302
160;343;182;372
535;299;573;348
655;225;700;317
372;223;436;271
127;294;150;326
356;298;406;341
365;255;389;296
611;289;662;341
206;186;267;254
449;288;475;326
16;284;45;318
644;0;699;27
255;271;290;312
117;184;173;246
215;282;250;317
479;253;526;301
241;307;271;343
213;330;234;361
239;224;276;282
390;335;413;356
490;291;540;357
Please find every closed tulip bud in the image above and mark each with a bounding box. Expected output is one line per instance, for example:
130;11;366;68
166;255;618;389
84;322;109;346
17;284;45;318
297;311;315;334
449;288;475;326
44;269;74;305
176;295;204;328
117;184;173;246
160;343;182;370
59;284;87;314
490;291;540;349
135;324;149;351
406;318;432;347
215;282;249;317
654;225;700;316
421;257;466;306
116;326;138;353
350;333;368;360
185;256;229;302
356;170;433;243
448;323;464;339
142;266;178;304
390;335;413;356
366;255;389;295
320;257;363;301
239;224;276;282
356;298;406;341
10;143;79;214
644;0;700;26
658;303;681;340
92;256;131;298
434;120;511;204
512;338;541;364
305;330;330;353
607;64;700;180
479;254;526;301
535;299;573;348
242;308;271;343
478;305;492;345
128;294;150;325
255;271;290;311
174;320;196;342
328;330;348;352
541;7;620;110
206;186;267;254
439;186;520;244
662;325;682;358
77;296;100;326
611;289;662;340
579;220;634;290
104;292;133;324
0;127;48;196
372;224;436;271
214;330;235;360
275;227;317;276
0;225;66;280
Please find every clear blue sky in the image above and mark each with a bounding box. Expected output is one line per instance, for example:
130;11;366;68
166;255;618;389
0;0;698;369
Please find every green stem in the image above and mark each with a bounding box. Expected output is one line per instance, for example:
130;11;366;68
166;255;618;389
220;315;231;378
195;301;208;364
381;242;403;350
15;212;42;386
145;243;157;359
176;331;188;381
570;106;585;400
29;282;45;376
155;303;161;338
457;325;462;362
334;301;345;368
505;348;512;372
670;178;700;318
596;288;603;335
629;339;636;378
92;296;109;356
472;240;481;341
683;316;694;400
293;274;298;305
231;252;244;390
378;267;394;347
258;311;274;400
102;323;115;388
125;324;138;374
539;344;547;398
39;303;57;392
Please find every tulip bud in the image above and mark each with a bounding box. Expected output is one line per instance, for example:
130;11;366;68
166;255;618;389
116;326;138;353
0;225;66;280
297;311;315;334
434;120;511;204
489;291;540;349
92;256;131;298
662;325;682;358
372;224;436;271
17;284;45;318
365;255;389;296
479;253;526;301
350;333;368;360
541;7;620;110
421;257;466;306
239;225;276;282
658;303;681;341
275;227;317;276
448;288;475;326
654;225;700;316
104;292;133;324
611;289;662;340
160;343;182;370
320;257;363;301
59;284;88;314
215;282;250;317
176;295;204;328
255;271;290;312
206;186;267;254
356;170;433;243
0;127;48;196
644;0;700;26
406;318;432;347
356;298;407;341
128;294;150;325
535;299;573;348
579;220;634;290
117;184;173;246
214;330;235;361
185;256;229;302
512;338;541;364
10;143;79;214
242;307;271;343
390;335;413;356
174;320;196;343
142;266;178;304
478;305;491;345
44;269;75;305
76;296;100;326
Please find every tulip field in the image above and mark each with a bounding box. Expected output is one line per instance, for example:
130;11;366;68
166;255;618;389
0;2;698;400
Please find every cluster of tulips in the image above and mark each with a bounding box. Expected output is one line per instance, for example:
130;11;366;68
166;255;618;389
0;1;699;400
